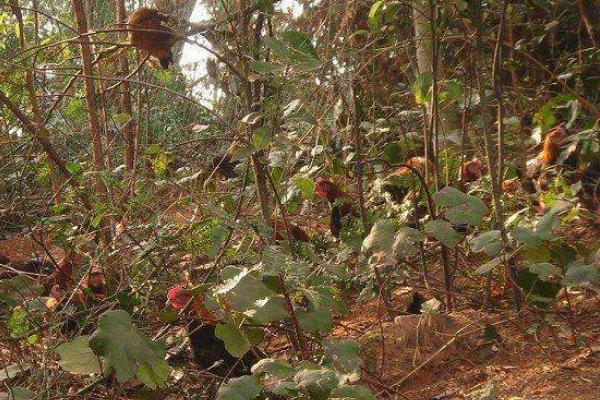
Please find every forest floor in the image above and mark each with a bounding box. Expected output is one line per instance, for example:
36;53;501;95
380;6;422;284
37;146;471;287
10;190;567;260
1;222;599;399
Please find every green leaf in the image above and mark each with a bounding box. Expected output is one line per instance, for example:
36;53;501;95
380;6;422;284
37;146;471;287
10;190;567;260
266;31;318;63
393;227;424;258
294;368;339;399
279;31;318;62
88;310;170;388
297;307;332;334
475;257;502;275
331;385;376;400
362;220;396;254
231;144;254;161
246;296;289;325
510;227;542;248
251;358;294;378
535;208;560;240
8;307;30;339
367;1;384;28
323;339;361;374
528;263;561;281
433;187;488;226
250;61;278;74
217;376;261;400
56;335;103;375
217;268;274;311
112;113;131;126
215;323;253;358
7;387;35;400
252;127;272;150
470;230;502;256
563;263;600;287
412;73;432;105
424;220;461;248
294;176;315;199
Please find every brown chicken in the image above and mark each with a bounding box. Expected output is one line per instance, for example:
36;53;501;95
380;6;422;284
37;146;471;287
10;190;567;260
314;177;359;237
462;158;483;183
271;219;311;242
128;8;176;69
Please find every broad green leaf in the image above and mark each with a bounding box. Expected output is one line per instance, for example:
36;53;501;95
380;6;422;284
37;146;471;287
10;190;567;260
535;208;560;240
231;144;254;161
470;231;502;256
252;127;272;150
297;307;332;334
294;176;315;199
215;323;253;358
331;385;376;400
245;296;289;324
294;368;339;400
528;263;561;281
217;268;274;311
475;257;502;275
250;61;278;74
217;375;261;400
88;310;170;388
8;307;30;339
412;73;432;105
563;263;600;287
279;31;318;62
510;227;542;248
433;187;488;226
7;387;35;400
323;339;361;374
362;220;396;254
251;358;294;378
56;335;103;375
367;1;384;28
424;220;461;248
266;31;318;63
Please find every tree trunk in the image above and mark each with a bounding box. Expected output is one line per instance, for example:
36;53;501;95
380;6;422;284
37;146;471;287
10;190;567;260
116;0;135;171
411;0;458;135
72;0;110;242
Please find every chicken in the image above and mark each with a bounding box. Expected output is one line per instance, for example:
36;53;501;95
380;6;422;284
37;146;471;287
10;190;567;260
271;219;311;242
314;177;359;237
128;8;176;69
462;158;483;183
167;285;260;375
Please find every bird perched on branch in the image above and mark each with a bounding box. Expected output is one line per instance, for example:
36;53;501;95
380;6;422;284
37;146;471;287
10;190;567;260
167;284;260;375
128;8;177;69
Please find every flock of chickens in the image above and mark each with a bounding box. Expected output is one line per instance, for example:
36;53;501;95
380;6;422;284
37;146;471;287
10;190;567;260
1;5;599;385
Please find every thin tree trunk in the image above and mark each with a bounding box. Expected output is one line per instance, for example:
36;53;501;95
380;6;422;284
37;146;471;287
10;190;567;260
411;0;458;136
72;0;110;242
11;1;62;204
116;0;135;171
